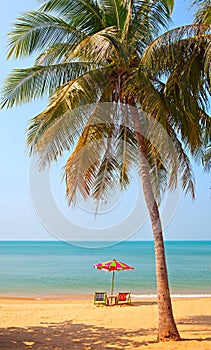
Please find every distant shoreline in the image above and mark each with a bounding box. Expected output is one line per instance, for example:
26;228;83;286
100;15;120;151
1;293;211;301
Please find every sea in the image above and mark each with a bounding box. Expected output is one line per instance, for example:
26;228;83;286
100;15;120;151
0;240;210;298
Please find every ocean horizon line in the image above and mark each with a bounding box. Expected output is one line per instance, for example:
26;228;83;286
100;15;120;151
0;239;210;242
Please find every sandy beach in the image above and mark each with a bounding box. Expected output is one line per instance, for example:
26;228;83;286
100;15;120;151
0;296;210;350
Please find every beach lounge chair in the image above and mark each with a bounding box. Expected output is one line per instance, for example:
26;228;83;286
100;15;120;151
117;292;131;305
94;292;107;305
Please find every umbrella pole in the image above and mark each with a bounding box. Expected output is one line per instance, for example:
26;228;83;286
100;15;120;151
111;270;115;295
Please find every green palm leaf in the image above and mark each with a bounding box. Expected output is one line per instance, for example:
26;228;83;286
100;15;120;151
141;24;211;72
1;61;95;108
35;43;76;65
193;0;211;24
39;0;104;33
121;0;173;55
101;0;127;30
27;70;110;167
7;11;84;59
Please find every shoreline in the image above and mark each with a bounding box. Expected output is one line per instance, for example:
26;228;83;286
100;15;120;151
1;293;211;301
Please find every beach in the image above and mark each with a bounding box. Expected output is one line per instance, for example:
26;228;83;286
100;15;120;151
0;241;210;349
0;296;210;350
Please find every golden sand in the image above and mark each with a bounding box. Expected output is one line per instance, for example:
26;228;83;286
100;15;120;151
0;296;210;349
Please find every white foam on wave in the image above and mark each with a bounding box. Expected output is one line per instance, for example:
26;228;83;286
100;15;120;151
131;294;211;299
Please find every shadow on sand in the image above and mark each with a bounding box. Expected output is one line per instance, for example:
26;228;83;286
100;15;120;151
0;322;157;350
178;315;211;326
130;301;157;307
1;310;211;349
177;315;211;343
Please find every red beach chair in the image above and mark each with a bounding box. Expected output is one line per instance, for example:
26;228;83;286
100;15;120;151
117;292;131;305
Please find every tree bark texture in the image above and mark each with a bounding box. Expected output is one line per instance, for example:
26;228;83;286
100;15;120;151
130;102;180;341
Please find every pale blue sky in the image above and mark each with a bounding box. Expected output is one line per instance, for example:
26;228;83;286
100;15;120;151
0;1;210;242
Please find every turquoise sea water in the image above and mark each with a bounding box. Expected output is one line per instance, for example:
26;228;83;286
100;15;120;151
0;241;210;298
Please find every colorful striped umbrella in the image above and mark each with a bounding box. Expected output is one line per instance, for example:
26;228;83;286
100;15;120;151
93;259;134;295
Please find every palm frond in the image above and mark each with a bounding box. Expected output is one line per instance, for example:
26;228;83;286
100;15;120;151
166;124;196;198
141;24;211;72
101;0;127;30
92;154;120;204
7;11;84;59
163;0;174;13
192;0;211;24
121;0;133;45
129;0;172;48
39;0;104;33
115;103;139;189
201;117;211;170
128;4;153;56
134;66;169;119
35;43;75;65
101;31;128;66
142;115;178;191
204;40;211;75
64;101;116;204
70;27;121;65
89;122;120;206
116;124;138;188
1;61;95;108
163;63;209;156
64;128;106;205
139;26;210;155
202;144;211;170
148;159;168;205
144;115;196;199
27;69;111;168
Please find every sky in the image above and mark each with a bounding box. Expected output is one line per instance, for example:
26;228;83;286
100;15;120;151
0;0;210;243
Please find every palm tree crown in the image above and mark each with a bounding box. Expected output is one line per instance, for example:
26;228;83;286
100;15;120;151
1;0;210;206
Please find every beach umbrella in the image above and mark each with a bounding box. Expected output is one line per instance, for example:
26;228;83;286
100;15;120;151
93;259;134;295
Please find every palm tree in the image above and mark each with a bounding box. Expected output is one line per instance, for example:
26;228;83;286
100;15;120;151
1;0;210;341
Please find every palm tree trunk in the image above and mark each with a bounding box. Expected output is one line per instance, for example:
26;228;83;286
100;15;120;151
130;102;180;341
